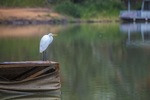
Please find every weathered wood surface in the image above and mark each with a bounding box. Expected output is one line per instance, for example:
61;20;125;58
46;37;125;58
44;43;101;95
0;61;59;68
0;61;61;92
0;61;59;81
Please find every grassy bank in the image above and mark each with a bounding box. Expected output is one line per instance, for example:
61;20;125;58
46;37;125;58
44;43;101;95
0;0;123;21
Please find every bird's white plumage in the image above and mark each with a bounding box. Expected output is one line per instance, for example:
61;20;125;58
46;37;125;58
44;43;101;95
39;33;53;53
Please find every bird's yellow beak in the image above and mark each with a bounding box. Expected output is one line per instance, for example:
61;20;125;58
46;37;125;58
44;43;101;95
52;33;58;36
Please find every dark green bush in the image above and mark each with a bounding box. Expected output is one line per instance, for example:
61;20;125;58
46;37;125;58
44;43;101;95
54;1;81;18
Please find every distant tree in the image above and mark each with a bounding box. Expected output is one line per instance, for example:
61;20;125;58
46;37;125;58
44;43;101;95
121;0;142;9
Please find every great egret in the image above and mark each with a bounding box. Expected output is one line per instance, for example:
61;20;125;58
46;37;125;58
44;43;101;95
39;33;54;61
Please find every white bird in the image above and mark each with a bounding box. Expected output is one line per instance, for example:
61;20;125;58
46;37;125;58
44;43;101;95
39;33;54;61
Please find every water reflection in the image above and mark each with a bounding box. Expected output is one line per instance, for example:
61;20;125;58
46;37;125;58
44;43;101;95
0;23;150;100
120;23;150;47
0;24;65;38
55;23;150;100
0;89;61;100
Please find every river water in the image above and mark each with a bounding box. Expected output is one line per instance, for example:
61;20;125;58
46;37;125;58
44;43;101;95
0;23;150;100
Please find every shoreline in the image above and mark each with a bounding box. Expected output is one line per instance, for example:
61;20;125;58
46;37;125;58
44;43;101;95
0;19;120;25
0;8;120;25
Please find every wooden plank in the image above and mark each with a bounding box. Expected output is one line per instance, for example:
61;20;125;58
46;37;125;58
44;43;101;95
0;61;59;68
22;66;55;81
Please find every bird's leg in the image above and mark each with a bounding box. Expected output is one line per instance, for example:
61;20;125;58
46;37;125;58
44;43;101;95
42;51;45;61
43;51;46;61
43;51;48;61
40;53;43;61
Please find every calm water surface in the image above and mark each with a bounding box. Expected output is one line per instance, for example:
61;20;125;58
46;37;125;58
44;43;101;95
0;23;150;100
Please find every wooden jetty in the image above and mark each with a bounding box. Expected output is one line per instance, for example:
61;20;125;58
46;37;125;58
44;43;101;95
0;61;61;93
120;0;150;22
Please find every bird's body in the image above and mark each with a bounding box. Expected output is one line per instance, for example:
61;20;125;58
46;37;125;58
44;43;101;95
40;34;53;53
39;33;54;61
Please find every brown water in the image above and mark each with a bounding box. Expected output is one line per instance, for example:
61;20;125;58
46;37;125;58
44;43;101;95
0;23;150;100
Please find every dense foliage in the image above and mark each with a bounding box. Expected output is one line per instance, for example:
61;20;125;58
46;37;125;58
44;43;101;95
54;0;123;18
